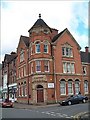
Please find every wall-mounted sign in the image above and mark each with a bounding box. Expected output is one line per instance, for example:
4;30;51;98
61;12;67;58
48;83;54;88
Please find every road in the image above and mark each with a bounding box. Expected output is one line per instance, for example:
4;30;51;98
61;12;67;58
1;102;89;119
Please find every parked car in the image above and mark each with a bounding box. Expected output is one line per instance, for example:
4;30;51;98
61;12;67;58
2;99;13;108
59;94;88;106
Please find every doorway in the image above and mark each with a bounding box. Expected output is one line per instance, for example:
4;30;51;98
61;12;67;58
37;85;44;103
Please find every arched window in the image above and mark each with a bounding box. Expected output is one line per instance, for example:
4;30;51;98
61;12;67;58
35;42;40;53
60;79;66;95
75;80;80;94
68;80;73;95
43;41;49;53
84;80;88;94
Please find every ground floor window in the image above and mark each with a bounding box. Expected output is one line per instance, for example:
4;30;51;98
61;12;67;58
75;80;80;94
60;80;66;95
68;80;73;95
84;80;88;94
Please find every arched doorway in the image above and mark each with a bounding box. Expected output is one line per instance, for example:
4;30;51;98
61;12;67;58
37;85;44;103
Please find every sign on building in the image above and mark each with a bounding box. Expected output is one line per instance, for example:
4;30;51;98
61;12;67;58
48;83;54;88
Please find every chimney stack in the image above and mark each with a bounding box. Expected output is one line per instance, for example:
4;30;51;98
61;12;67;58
85;46;89;53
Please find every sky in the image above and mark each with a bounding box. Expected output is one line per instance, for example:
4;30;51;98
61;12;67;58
0;0;89;63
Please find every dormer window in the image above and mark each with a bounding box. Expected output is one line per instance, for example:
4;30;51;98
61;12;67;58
83;66;87;75
35;42;40;53
20;49;24;62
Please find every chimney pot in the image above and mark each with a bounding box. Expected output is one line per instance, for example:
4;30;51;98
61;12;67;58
85;46;89;53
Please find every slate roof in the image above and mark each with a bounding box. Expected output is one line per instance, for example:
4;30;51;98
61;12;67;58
52;28;67;42
28;16;52;32
80;51;90;63
52;28;81;50
21;35;29;47
4;53;17;63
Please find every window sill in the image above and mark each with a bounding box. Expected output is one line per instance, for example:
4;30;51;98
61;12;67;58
62;56;73;58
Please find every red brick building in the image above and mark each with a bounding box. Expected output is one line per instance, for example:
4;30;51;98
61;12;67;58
16;14;90;104
2;52;17;101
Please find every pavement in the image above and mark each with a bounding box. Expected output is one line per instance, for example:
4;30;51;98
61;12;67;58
13;102;59;109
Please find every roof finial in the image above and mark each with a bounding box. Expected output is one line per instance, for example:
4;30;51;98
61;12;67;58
39;14;41;19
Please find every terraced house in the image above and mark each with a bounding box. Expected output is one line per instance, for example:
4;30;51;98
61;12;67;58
3;14;90;104
2;52;17;102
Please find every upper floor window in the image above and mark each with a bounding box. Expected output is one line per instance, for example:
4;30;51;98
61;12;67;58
36;60;41;72
35;42;40;53
20;49;24;62
44;44;48;53
44;60;49;72
63;62;75;74
83;66;87;75
62;47;73;57
31;62;33;74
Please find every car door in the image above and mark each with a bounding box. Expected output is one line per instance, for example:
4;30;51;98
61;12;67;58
72;95;79;104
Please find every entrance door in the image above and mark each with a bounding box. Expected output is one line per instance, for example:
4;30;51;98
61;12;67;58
37;85;44;103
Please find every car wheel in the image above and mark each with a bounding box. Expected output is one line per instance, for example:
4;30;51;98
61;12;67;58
68;101;72;105
82;99;86;103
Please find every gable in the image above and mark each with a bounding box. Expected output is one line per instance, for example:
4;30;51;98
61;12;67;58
52;28;81;50
17;35;29;52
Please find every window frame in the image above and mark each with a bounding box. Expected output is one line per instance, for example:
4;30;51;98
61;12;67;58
60;80;66;95
44;60;49;72
62;46;73;57
20;49;24;62
36;60;41;72
35;42;40;53
68;80;73;95
84;80;88;94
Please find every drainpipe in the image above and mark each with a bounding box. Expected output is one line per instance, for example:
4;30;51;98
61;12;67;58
27;49;30;104
52;45;57;103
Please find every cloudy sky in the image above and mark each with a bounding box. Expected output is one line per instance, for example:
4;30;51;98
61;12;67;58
0;0;89;63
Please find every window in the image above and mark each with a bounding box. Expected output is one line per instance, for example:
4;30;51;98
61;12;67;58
71;63;75;73
44;60;49;72
21;67;23;78
36;42;40;53
84;80;88;94
60;80;66;95
36;60;41;72
67;63;71;73
20;49;24;62
62;47;73;57
68;80;73;95
63;62;67;73
21;82;23;96
31;62;33;74
83;66;87;75
44;44;48;53
24;66;26;76
18;68;21;78
18;83;21;96
75;80;80;94
23;81;27;96
63;62;75;74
